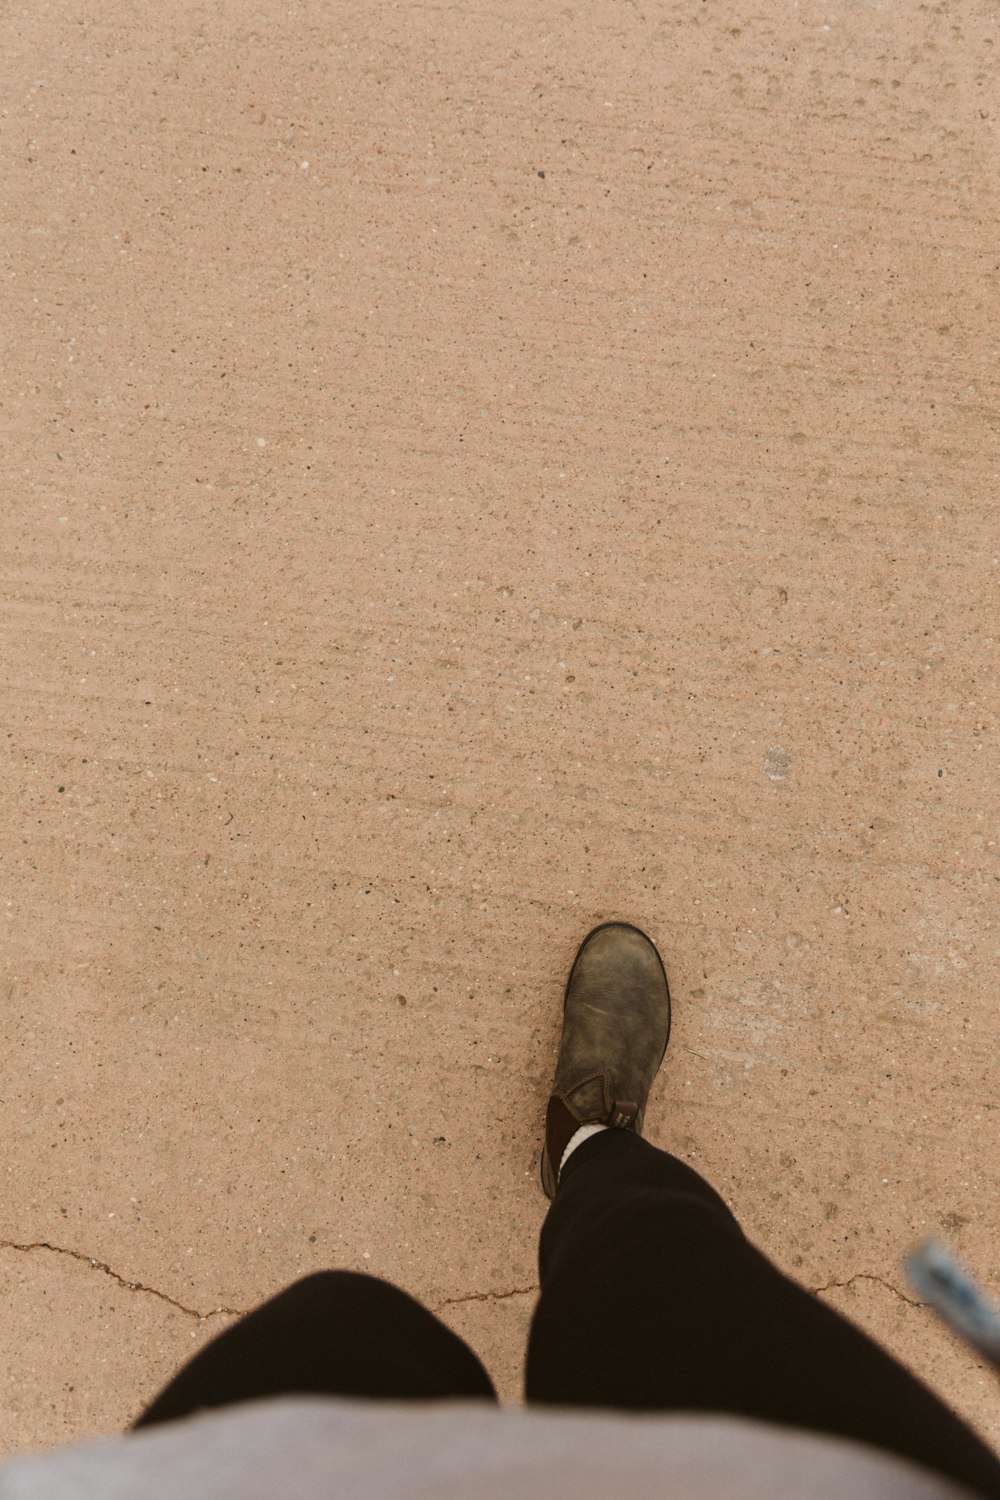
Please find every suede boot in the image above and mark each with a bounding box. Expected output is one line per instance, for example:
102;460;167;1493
541;921;671;1199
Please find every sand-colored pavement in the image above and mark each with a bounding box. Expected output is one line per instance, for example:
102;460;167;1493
2;0;1000;1462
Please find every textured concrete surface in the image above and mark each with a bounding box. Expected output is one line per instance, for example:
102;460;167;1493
3;0;1000;1463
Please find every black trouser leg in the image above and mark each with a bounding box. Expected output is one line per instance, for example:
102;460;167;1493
525;1129;1000;1499
131;1271;496;1429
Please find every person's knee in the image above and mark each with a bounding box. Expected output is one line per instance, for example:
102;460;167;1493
274;1269;398;1314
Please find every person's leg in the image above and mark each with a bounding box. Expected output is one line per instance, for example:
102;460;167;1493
132;1270;496;1429
526;1128;1000;1499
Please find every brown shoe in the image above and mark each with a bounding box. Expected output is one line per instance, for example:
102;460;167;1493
540;921;671;1199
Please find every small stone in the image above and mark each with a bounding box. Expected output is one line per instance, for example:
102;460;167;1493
763;747;791;782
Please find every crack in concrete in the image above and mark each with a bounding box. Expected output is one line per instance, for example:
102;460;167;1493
435;1284;538;1312
439;1274;926;1317
0;1239;246;1321
1;1239;538;1323
2;1242;927;1326
811;1272;925;1309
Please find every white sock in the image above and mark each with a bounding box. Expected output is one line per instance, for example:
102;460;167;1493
559;1122;609;1181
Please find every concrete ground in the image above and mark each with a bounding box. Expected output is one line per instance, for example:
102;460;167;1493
2;0;999;1464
